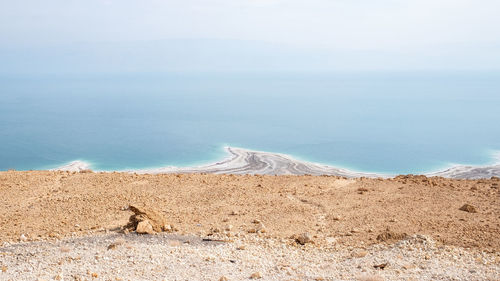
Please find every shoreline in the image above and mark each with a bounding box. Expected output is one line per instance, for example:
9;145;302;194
51;146;500;179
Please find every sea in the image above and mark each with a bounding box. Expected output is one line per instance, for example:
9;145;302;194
1;71;499;174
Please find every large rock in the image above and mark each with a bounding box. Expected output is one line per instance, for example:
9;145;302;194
136;220;155;234
126;205;172;234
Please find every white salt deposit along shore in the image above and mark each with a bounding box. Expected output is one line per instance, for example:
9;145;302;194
53;147;500;179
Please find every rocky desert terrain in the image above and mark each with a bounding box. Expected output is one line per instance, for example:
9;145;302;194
0;171;499;280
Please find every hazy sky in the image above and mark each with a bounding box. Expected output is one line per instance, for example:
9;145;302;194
1;0;500;71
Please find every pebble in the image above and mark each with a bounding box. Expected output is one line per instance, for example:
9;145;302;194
352;251;368;258
19;234;27;242
250;271;262;279
459;204;477;213
296;233;313;245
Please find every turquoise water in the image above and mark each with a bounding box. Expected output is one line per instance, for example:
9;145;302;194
1;72;499;174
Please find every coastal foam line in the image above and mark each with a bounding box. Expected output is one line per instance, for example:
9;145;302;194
52;147;500;179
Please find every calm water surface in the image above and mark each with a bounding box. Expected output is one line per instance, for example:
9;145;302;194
1;72;499;173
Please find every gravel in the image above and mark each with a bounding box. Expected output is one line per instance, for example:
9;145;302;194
1;233;498;281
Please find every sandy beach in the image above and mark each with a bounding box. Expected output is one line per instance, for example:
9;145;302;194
0;171;499;280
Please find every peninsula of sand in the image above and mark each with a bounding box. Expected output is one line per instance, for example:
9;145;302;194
54;147;500;179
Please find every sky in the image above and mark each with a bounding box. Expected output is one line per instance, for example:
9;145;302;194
1;0;500;72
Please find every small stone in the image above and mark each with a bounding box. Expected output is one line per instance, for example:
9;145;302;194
136;220;155;234
373;262;389;270
225;225;233;231
325;237;337;244
250;272;262;279
1;266;7;273
91;272;98;278
353;250;368;258
402;264;415;270
20;234;27;242
296;232;313;245
459;204;477;213
357;187;369;193
60;246;71;253
219;276;229;281
236;245;246;250
332;215;341;221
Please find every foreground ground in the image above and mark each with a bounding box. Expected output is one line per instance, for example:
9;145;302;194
0;171;499;280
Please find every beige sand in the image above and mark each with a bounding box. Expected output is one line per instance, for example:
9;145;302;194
0;171;499;280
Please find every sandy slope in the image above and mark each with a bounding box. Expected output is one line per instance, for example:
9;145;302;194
0;171;499;280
